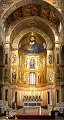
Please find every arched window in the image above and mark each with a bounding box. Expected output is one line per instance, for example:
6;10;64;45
47;92;50;104
29;72;36;85
15;92;17;103
56;90;59;103
57;53;59;64
5;89;8;101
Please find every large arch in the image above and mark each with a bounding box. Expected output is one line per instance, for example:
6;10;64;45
1;0;64;24
7;16;55;44
0;0;63;46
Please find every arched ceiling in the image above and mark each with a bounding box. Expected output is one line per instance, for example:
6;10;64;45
9;16;55;44
5;3;60;28
1;0;63;23
0;0;64;48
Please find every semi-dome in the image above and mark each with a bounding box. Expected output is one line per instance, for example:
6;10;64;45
19;35;45;54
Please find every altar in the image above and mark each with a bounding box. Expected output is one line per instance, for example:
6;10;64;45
23;102;41;115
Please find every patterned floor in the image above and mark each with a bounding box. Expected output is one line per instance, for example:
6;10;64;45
0;108;64;120
16;108;49;115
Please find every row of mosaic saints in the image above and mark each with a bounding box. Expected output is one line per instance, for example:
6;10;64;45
12;54;53;82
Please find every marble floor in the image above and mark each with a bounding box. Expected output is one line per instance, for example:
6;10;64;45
0;108;64;120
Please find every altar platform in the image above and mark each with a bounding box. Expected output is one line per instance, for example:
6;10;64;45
8;107;55;119
23;101;41;114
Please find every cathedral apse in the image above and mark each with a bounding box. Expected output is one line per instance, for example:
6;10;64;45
0;0;63;114
10;32;54;107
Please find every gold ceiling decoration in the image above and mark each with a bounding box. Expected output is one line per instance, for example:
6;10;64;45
5;4;60;27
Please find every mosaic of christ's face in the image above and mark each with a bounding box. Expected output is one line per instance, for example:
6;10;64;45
30;36;36;42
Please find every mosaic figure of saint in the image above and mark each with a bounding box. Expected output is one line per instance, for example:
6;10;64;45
24;75;26;84
12;54;16;63
49;72;52;81
37;58;40;68
38;75;41;83
30;58;35;69
12;72;16;81
49;54;53;64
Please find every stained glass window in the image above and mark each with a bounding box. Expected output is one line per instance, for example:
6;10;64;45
56;90;59;103
57;53;59;64
29;72;36;85
47;92;50;104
